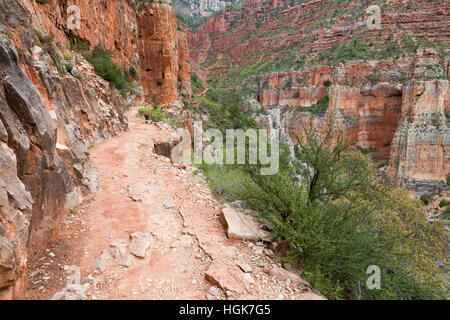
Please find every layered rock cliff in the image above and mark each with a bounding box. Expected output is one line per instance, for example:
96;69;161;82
186;0;449;196
137;1;191;104
0;0;190;299
246;49;449;196
173;0;241;27
189;0;449;86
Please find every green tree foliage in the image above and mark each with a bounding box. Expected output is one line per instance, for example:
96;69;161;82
86;45;137;95
194;88;257;132
203;121;448;299
241;124;447;299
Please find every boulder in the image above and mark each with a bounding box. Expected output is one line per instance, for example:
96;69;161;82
205;261;245;294
220;207;272;241
130;232;153;258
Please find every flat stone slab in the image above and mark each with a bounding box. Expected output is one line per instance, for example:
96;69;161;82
205;260;245;294
269;266;308;286
220;207;272;241
93;251;111;272
128;183;148;202
130;232;153;258
109;239;128;259
162;198;174;209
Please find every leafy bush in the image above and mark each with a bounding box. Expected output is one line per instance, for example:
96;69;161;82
420;193;431;205
138;104;168;123
300;95;329;116
194;88;257;133
128;66;138;78
191;72;205;95
63;52;73;61
240;125;447;299
68;37;90;55
137;104;179;128
86;45;137;95
439;199;450;208
65;63;73;73
203;121;448;300
376;160;388;169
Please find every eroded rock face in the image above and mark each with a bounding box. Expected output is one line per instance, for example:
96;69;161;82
0;36;63;296
137;3;191;104
388;80;449;194
14;0;139;70
252;50;449;195
189;0;449;83
174;0;238;20
0;0;192;298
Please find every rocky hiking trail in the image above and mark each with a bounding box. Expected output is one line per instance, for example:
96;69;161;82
26;107;324;300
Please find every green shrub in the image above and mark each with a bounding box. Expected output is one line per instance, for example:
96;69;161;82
323;80;332;87
205;122;448;300
69;37;90;54
63;52;73;61
420;193;431;205
65;63;73;73
300;95;329;116
439;199;450;208
128;66;138;78
86;45;136;95
191;72;204;95
194;88;257;133
376;160;389;169
138;104;168;123
442;207;450;220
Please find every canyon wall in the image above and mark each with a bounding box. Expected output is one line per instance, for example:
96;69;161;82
174;0;239;20
0;0;190;298
189;0;449;84
388;80;449;193
137;1;191;104
250;50;449;195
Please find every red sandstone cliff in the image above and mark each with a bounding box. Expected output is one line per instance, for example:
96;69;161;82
137;1;191;104
250;50;449;195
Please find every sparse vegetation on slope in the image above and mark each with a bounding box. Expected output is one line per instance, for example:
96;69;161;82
86;45;138;96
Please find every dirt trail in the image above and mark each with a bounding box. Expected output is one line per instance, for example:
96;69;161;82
26;107;320;300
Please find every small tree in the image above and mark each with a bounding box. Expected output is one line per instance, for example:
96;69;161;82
239;121;447;299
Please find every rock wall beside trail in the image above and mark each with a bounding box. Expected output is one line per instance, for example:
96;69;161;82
9;0;139;69
0;30;131;298
3;0;192;104
0;0;191;299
